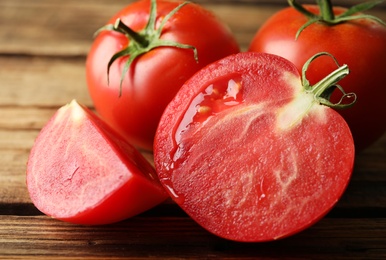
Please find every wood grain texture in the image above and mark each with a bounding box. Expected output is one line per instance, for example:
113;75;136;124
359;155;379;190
1;215;386;259
0;0;385;258
0;0;385;54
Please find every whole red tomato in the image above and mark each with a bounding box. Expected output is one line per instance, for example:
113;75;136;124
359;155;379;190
249;0;386;151
86;0;239;151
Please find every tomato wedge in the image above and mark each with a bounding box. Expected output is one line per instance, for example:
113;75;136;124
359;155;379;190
154;52;355;242
27;100;168;225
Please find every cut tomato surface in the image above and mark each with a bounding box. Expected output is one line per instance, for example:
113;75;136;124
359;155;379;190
27;100;168;225
154;52;354;242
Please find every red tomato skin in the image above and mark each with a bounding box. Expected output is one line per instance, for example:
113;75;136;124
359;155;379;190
248;5;386;151
154;52;354;242
27;100;168;225
86;0;240;151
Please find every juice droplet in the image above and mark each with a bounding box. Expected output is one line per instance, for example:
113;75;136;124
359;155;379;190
172;76;244;163
160;177;185;205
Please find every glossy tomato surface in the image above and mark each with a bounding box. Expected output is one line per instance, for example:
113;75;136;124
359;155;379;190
27;100;168;225
249;5;386;151
154;52;354;242
86;0;240;151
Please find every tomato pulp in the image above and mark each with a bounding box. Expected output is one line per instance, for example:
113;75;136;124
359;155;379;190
154;52;354;242
86;0;240;151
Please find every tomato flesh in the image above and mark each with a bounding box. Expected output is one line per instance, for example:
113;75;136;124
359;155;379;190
27;100;168;225
154;53;354;242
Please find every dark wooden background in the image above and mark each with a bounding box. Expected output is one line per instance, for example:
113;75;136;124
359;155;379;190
1;0;385;259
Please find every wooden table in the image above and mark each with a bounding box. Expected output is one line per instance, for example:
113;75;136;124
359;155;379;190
1;0;385;259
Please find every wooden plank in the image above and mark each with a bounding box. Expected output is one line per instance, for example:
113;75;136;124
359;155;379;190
0;56;92;107
0;129;39;204
352;133;386;178
0;0;276;55
1;0;385;56
0;0;123;56
0;107;57;131
0;215;386;259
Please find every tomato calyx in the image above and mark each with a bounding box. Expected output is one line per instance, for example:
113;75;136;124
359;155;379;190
288;0;386;39
302;52;356;109
96;0;199;95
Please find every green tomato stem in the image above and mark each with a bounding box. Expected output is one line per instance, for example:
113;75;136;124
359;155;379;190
288;0;386;40
94;0;197;96
317;0;335;21
113;19;149;47
302;52;356;109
